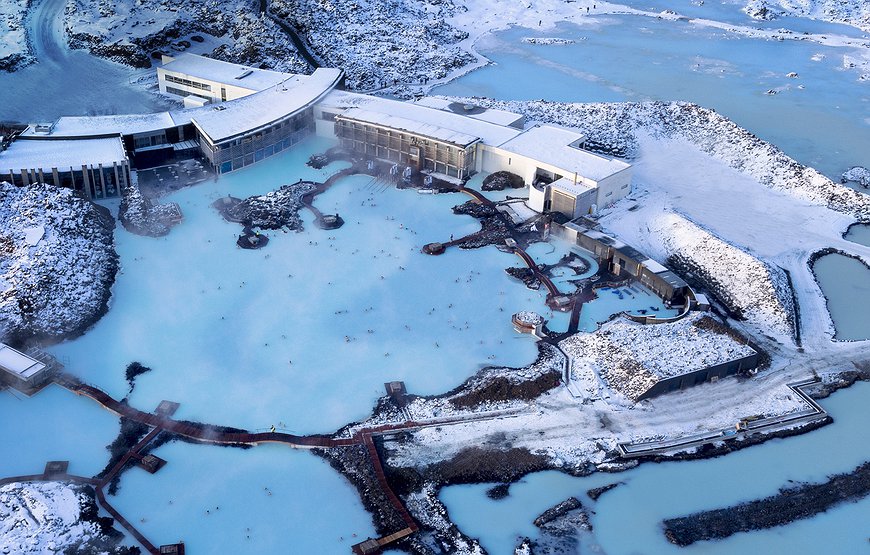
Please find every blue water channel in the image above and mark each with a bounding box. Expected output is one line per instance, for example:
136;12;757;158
441;382;870;554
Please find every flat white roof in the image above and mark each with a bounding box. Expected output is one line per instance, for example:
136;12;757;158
411;97;525;127
549;175;595;197
497;125;630;182
193;68;343;144
641;258;669;274
338;108;480;147
0;137;127;172
324;93;522;147
23;226;45;246
161;53;291;92
0;344;46;379
25;112;179;138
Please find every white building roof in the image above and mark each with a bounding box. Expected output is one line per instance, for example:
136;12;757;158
193;68;343;144
338;108;480;147
23;226;45;246
0;137;127;171
160;53;291;92
497;125;631;182
25;112;179;138
549;175;596;197
0;343;46;379
411;97;525;128
641;258;669;274
325;93;522;147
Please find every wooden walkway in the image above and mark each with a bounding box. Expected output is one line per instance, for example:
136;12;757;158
52;374;441;551
512;246;562;299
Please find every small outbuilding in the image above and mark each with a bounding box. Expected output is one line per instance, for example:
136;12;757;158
0;343;53;394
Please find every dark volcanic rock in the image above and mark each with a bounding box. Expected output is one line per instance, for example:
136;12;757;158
663;461;870;546
215;181;316;231
533;497;582;527
482;171;524;191
506;266;542;290
450;370;561;409
587;482;621;501
486;483;511;500
452;199;499;218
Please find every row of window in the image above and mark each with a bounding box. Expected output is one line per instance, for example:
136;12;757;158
166;86;210;101
4;165;127;199
164;74;212;91
217;134;304;173
133;133;168;149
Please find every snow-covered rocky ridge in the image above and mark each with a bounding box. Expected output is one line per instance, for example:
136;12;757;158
561;313;757;402
64;0;309;72
119;179;182;238
0;182;118;344
270;0;473;91
842;166;870;189
743;0;870;32
449;98;870;222
0;0;31;72
0;481;135;554
658;213;796;343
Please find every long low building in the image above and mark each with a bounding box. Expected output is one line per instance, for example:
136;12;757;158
0;136;131;199
15;55;344;181
553;219;690;303
561;313;759;402
317;91;632;211
6;53;630;212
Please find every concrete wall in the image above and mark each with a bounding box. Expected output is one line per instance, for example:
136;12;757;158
595;166;632;208
638;352;759;400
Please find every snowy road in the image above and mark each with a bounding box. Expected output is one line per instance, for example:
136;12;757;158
27;0;66;65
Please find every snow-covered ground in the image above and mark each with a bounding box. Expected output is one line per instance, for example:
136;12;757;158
561;313;757;402
0;0;31;71
0;182;118;343
649;212;796;344
64;0;309;72
448;97;870;349
270;0;473;91
743;0;870;31
0;481;129;554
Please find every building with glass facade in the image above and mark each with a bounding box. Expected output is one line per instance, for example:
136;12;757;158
0;137;131;199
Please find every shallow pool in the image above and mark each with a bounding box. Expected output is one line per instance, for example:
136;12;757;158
0;384;118;478
109;441;375;554
50;138;545;433
812;252;870;341
844;223;870;248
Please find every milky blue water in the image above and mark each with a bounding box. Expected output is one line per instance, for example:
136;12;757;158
0;384;117;478
108;441;375;554
436;16;870;181
845;223;870;247
441;382;870;554
811;252;870;341
50;137;549;434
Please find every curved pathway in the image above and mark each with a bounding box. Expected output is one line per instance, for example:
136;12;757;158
265;0;321;69
27;0;67;65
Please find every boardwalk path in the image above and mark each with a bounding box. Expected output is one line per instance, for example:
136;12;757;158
53;374;526;552
456;185;564;300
